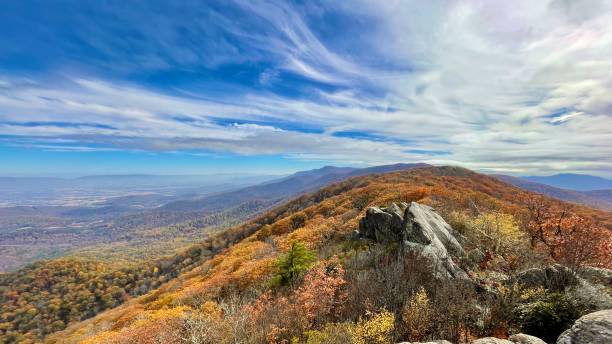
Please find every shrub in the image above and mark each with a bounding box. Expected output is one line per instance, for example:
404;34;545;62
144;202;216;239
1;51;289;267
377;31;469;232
307;311;395;344
478;283;545;337
566;281;612;312
352;194;373;211
242;258;347;343
305;310;394;344
455;211;529;272
524;196;612;270
296;259;347;326
400;187;430;203
516;292;584;343
306;323;354;344
428;282;478;343
182;302;231;344
290;212;308;230
350;310;395;344
402;287;432;341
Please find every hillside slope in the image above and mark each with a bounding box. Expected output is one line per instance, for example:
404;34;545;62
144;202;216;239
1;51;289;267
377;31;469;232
158;163;428;213
0;164;431;342
0;164;428;273
583;189;612;205
31;166;611;344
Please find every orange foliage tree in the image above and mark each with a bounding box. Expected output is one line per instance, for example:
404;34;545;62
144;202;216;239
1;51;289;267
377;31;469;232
243;258;347;343
524;195;611;270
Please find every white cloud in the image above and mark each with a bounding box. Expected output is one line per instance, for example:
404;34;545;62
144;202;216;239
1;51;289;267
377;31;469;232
1;0;611;176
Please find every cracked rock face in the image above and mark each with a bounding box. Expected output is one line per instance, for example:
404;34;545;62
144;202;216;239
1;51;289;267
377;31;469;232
359;202;408;244
406;202;465;257
358;202;468;280
556;309;612;344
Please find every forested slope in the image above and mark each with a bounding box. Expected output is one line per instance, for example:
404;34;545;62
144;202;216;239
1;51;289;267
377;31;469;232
2;166;611;343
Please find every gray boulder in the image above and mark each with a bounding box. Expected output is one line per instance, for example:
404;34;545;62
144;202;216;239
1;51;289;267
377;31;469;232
467;336;546;344
569;278;612;311
359;202;468;280
359;202;408;244
470;338;513;344
514;264;577;291
508;333;546;344
579;267;612;287
397;341;452;344
556;309;612;344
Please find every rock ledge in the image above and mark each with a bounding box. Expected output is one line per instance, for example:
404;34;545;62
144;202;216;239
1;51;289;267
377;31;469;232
358;202;468;279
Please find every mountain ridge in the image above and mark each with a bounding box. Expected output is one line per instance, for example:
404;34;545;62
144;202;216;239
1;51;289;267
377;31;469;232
522;173;612;191
4;165;606;343
0;163;430;272
494;174;612;210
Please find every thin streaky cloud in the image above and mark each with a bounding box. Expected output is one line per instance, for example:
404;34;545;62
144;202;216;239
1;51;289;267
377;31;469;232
0;0;610;176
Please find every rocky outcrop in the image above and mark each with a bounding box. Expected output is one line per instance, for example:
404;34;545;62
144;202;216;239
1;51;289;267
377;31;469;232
514;264;577;291
556;309;612;344
407;202;465;256
358;202;468;280
508;333;547;344
513;265;611;310
359;202;408;244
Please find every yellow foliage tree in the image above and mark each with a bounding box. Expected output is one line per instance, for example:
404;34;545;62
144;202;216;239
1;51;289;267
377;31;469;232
306;323;353;344
402;287;432;341
462;211;529;270
306;310;395;344
350;310;395;344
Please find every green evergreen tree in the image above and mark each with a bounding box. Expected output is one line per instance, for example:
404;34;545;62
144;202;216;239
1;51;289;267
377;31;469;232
272;242;316;286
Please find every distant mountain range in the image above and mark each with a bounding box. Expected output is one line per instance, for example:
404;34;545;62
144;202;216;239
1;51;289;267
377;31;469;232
2;164;609;272
159;163;430;213
521;173;612;191
494;174;612;210
0;163;429;271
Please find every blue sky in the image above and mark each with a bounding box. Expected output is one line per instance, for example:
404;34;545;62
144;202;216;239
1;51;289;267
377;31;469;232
1;0;611;176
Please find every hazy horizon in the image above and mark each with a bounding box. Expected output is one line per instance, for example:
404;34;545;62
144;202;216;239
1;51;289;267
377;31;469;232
2;164;612;180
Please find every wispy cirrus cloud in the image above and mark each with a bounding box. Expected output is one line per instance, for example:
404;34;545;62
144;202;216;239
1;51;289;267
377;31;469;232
0;0;611;176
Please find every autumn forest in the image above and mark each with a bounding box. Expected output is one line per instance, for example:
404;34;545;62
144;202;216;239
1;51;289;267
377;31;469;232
2;166;610;343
